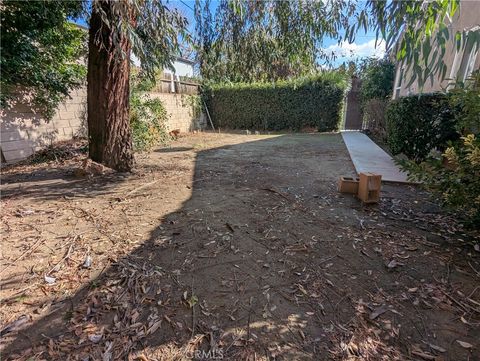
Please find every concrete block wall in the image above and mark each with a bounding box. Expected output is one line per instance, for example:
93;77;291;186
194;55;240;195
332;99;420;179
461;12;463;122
1;88;204;164
1;88;87;163
149;92;205;134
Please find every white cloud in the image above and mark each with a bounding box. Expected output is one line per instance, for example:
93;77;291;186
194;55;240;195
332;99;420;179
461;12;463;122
324;39;386;61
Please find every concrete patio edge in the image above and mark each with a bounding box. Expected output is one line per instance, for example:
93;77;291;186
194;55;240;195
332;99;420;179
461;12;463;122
341;130;413;184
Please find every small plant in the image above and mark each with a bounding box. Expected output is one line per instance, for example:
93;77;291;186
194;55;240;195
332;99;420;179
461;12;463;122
89;280;99;289
130;77;170;151
183;290;198;308
400;135;480;226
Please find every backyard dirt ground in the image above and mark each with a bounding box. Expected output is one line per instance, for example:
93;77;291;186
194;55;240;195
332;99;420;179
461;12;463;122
1;132;479;360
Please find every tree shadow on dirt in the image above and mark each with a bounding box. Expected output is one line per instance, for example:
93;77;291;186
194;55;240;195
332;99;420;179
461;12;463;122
1;168;132;201
155;147;194;153
2;134;479;360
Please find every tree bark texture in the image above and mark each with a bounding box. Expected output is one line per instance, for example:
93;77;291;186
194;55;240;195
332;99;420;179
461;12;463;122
87;1;134;172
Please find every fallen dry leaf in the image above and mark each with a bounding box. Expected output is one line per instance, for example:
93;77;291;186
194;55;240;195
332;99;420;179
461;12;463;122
88;333;103;343
456;340;473;349
370;305;389;320
387;259;404;269
428;343;446;353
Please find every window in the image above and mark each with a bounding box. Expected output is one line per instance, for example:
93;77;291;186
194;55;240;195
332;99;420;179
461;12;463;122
394;65;405;99
450;26;480;83
458;41;478;82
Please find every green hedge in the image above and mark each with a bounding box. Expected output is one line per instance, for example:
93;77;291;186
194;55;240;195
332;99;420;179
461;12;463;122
385;93;459;161
205;74;346;132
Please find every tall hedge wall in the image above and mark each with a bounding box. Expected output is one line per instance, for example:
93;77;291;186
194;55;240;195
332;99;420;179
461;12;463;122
385;93;459;161
205;75;346;132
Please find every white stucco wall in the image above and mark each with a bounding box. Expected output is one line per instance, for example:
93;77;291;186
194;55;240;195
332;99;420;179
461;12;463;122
132;55;194;78
164;60;194;77
392;1;480;98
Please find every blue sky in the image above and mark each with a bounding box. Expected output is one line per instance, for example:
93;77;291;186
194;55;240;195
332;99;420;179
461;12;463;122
75;0;385;67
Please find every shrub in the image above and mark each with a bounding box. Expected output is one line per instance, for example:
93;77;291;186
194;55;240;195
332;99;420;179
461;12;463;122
359;58;395;103
362;98;388;141
398;73;480;227
448;70;480;133
385;93;459;161
400;135;480;227
130;79;170;151
204;73;347;131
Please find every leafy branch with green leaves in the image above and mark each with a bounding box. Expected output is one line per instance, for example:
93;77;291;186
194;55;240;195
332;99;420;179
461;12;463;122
130;76;170;152
1;0;87;118
350;0;479;88
196;0;477;88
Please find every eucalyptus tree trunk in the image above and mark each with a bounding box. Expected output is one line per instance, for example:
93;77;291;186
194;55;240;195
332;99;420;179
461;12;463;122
87;1;134;172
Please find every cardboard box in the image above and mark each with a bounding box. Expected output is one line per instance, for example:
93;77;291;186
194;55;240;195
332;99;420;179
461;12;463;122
338;176;360;194
358;172;382;203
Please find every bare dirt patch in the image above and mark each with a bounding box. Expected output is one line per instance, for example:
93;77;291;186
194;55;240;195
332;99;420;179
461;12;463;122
1;132;479;360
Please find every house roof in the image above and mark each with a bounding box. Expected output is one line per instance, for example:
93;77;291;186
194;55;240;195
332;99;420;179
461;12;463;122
174;57;196;65
71;22;88;31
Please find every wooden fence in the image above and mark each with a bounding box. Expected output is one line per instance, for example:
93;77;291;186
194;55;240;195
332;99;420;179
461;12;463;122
150;73;200;95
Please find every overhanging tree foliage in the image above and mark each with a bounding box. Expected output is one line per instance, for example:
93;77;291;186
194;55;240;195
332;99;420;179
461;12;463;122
194;0;346;82
329;0;480;88
0;0;87;118
195;0;478;86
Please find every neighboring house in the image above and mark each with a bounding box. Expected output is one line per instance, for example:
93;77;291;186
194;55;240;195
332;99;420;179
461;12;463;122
162;57;196;93
131;56;194;77
131;55;195;93
393;1;480;98
164;57;195;78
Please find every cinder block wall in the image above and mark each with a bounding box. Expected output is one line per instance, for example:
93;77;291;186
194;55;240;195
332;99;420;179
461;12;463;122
1;88;204;164
1;88;87;163
149;92;204;133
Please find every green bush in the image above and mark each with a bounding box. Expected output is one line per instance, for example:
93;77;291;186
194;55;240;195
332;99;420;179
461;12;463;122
398;73;480;227
130;78;170;151
205;73;347;131
449;71;480;133
400;135;480;227
385;93;459;161
359;58;395;103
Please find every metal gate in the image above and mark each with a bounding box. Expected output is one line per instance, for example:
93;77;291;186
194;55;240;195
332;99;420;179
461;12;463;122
343;77;363;130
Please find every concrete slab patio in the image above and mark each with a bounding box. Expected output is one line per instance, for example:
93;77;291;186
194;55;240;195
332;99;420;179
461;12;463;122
341;130;410;183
